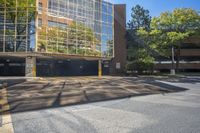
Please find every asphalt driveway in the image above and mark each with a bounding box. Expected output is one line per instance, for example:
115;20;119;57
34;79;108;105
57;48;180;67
1;76;200;133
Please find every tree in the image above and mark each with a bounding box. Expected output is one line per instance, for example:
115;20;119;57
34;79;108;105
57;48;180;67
143;8;200;74
127;5;151;48
127;5;151;30
126;5;153;73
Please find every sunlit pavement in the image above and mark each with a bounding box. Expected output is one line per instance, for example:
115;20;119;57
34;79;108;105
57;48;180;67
1;76;200;133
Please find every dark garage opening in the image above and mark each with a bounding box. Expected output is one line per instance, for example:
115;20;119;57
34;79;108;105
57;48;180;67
36;58;99;77
0;57;25;76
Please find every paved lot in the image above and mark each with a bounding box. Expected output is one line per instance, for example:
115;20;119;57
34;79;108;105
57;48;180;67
0;76;200;133
1;76;187;113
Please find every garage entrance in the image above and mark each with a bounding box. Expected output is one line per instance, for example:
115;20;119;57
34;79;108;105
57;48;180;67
0;57;25;76
36;58;99;77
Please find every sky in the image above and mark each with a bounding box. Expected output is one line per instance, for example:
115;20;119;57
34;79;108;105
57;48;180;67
109;0;200;22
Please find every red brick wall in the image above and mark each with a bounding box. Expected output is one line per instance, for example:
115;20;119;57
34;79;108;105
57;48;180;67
110;4;127;74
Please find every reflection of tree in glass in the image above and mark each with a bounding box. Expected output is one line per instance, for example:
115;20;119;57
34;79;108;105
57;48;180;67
38;26;66;52
106;39;113;57
0;0;36;51
38;21;101;56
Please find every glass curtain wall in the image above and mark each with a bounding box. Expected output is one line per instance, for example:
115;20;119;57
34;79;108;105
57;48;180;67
0;0;36;52
101;1;114;57
37;0;114;58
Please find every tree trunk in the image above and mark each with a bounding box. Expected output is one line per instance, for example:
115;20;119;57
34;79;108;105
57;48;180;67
176;48;181;73
171;46;175;75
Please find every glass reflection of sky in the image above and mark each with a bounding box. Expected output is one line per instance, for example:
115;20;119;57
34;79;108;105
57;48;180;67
101;1;114;57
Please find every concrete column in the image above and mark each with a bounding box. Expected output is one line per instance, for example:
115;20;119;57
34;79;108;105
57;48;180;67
98;60;102;78
26;56;36;77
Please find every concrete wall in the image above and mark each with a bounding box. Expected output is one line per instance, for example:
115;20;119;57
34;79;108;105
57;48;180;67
179;49;200;56
155;63;200;70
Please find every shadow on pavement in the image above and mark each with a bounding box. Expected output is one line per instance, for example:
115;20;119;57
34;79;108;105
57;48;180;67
1;77;189;114
144;80;189;93
159;76;200;84
0;78;26;88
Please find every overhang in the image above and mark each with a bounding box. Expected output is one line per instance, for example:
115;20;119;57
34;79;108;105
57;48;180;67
0;52;112;61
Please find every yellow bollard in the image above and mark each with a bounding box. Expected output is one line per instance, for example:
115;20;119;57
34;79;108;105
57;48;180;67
98;60;102;78
32;65;36;77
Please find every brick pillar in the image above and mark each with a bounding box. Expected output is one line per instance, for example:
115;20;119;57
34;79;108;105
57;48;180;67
111;4;127;75
26;57;36;77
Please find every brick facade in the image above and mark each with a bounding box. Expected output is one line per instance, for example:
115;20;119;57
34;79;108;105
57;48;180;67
110;4;127;74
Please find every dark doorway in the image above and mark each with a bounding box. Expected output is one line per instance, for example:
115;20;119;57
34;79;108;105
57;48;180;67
0;57;25;76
